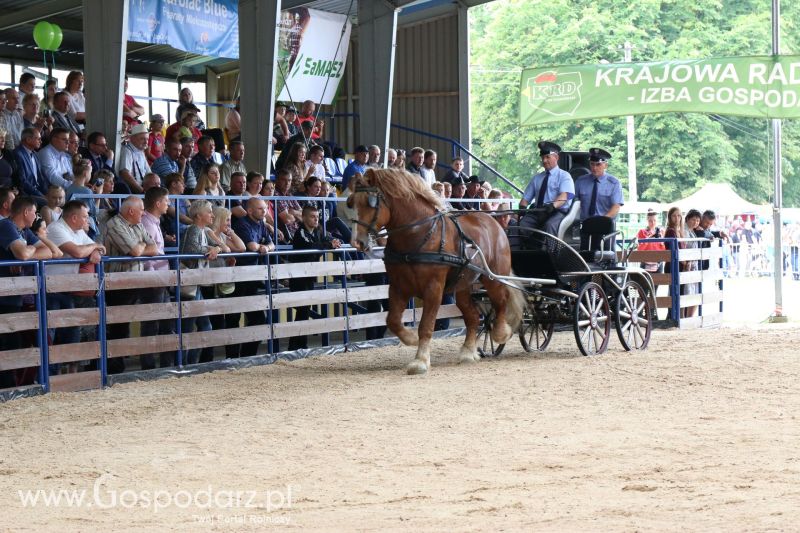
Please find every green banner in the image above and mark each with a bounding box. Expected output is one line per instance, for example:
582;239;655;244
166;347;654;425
519;55;800;125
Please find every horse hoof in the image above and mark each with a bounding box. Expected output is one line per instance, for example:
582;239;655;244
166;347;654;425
459;350;477;364
406;361;428;375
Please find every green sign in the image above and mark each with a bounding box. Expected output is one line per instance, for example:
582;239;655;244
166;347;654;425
519;55;800;125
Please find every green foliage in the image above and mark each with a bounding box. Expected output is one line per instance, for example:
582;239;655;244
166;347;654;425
471;0;800;206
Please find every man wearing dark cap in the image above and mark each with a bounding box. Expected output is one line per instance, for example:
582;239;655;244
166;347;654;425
519;141;574;235
449;176;467;210
342;144;369;190
461;175;483;210
574;147;624;223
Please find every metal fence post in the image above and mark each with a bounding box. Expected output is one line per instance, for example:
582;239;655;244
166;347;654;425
342;251;350;346
35;262;50;392
266;254;275;356
96;261;108;388
669;239;680;325
175;257;184;367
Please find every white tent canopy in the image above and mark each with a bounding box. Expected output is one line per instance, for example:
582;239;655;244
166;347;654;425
672;183;769;216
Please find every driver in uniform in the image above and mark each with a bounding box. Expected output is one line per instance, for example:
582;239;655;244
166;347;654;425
519;141;574;236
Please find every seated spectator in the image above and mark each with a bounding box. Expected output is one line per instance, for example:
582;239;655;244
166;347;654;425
220;140;246;192
0;187;15;219
13;128;46;198
2;89;24;150
366;145;381;168
230;197;275;357
103;196;160;374
175;88;206;130
151;139;185;180
420;150;437;186
51;91;81;137
274;120;314;172
94;169;117;217
65;162;100;238
145;114;165;164
18;73;36;108
67;131;80;157
274;169;302;241
296;100;324;140
392;148;406;169
482;189;502;211
227;172;248;219
304;145;326;180
462;175;483;210
494;202;515;230
637;209;666;273
449;177;467;210
225;97;241;143
385;148;397;168
341;145;368;190
45;200;105;361
80;131;115;175
443;157;469;184
36;127;73;189
305;177;350;244
0;129;15;189
282;142;309;192
118;123;151;194
0;196;55;388
190;136;218;179
194;163;225;205
259;177;281;242
162;173;191;245
40;184;66;225
284;106;300;137
443;181;452;199
288;204;341;350
39;79;57;118
21;93;52;144
64;71;86;126
142;172;162;192
30;214;63;257
406;147;424;176
122;75;146;125
166;109;202;147
273;103;291;150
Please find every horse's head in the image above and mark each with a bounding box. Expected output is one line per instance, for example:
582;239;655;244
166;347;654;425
347;169;389;252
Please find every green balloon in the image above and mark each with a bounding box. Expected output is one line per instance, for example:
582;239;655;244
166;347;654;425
49;24;63;51
33;21;54;51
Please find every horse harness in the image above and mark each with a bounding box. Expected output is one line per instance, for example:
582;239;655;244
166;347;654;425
352;186;477;290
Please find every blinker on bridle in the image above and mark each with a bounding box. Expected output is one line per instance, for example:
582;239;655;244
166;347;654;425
351;185;384;237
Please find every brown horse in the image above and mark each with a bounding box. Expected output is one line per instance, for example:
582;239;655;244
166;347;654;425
348;168;525;374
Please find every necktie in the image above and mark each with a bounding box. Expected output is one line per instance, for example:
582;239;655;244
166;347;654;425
535;171;550;208
589;179;599;216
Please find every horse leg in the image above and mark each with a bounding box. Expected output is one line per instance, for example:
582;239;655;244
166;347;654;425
483;278;513;344
406;290;441;375
386;286;418;347
454;287;481;363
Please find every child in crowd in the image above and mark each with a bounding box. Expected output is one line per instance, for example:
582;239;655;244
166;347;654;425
40;185;65;225
145;114;165;164
288;204;341;350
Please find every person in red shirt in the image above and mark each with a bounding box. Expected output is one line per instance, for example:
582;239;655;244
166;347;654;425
294;99;324;140
637;209;666;272
122;75;145;125
145;114;165;164
165;109;202;150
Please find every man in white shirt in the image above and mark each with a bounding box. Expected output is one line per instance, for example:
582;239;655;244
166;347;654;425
419;149;437;187
1;88;24;149
118;123;152;194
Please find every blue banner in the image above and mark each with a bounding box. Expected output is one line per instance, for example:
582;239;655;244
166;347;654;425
128;0;239;59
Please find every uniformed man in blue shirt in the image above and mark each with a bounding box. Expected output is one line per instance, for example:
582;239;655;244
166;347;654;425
519;141;574;236
574;147;624;249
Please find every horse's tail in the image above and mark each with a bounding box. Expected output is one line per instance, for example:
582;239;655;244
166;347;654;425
504;273;526;331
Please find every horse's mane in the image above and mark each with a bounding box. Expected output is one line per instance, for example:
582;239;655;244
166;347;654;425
366;168;443;211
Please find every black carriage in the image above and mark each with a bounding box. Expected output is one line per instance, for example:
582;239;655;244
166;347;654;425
472;213;657;357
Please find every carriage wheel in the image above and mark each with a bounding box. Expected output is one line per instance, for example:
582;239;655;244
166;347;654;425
518;313;554;352
614;281;652;351
573;281;611;356
476;314;505;358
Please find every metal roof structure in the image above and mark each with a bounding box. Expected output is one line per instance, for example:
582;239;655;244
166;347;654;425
0;0;492;78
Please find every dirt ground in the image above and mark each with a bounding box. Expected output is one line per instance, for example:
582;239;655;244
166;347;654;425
1;325;799;532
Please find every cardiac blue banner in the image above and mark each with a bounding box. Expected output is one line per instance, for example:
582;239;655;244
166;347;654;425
128;0;239;59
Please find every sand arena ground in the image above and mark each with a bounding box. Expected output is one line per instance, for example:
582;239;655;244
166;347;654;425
1;325;799;531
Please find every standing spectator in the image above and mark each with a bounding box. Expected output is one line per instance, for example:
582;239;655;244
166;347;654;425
118;123;151;194
0;197;54;388
636;209;666;273
40;184;66;225
79;131;115;175
166;109;202;146
103;196;160;373
145;114;165;164
682;209;702;318
139;187;174;369
1;88;24;149
296;99;324;140
274;169;302;241
419;150;437;187
36;127;73;188
13;128;47;200
50;91;81;137
341;145;368;190
21;93;52;143
45;201;105;363
225;97;241;142
220;140;246;192
288;204;341;350
122;75;146;126
175;88;206;130
64;71;86;126
230;197;275;357
273;103;291;150
40;79;57;118
17;73;36;108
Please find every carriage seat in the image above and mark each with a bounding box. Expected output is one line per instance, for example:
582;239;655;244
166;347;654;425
579;216;619;265
556;199;581;242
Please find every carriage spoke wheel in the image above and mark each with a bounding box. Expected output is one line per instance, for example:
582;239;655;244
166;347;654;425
573;281;611;356
614;281;652;351
519;312;554;352
476;313;505;358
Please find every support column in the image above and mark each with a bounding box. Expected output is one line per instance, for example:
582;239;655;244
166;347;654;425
358;0;398;164
239;0;281;176
457;3;472;173
83;0;128;161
